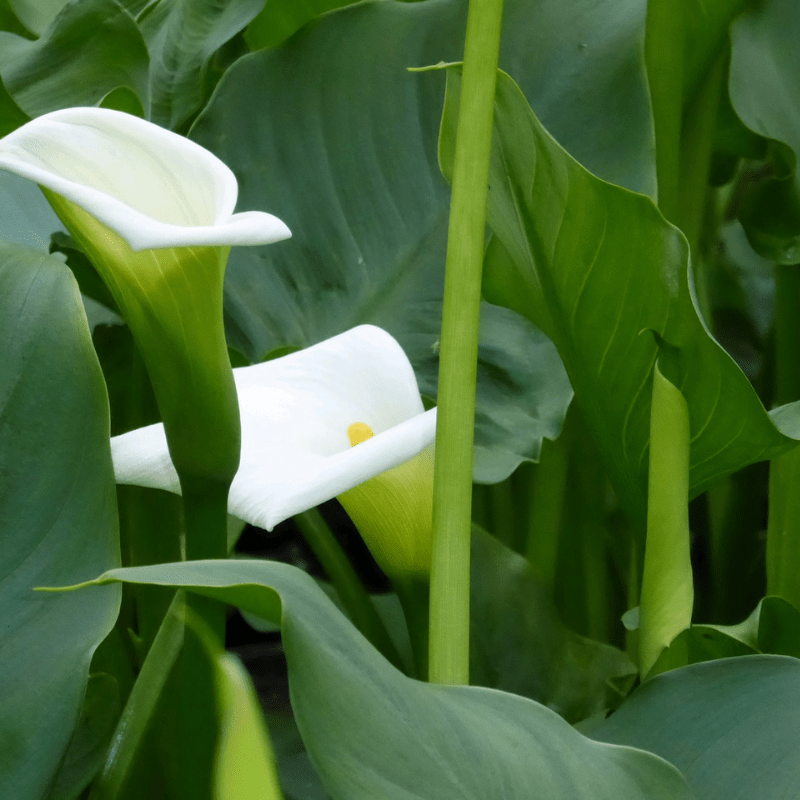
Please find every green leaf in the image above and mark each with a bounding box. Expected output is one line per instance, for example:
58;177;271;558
729;0;800;262
592;656;800;799
0;171;63;251
191;0;653;481
0;242;120;799
75;559;696;799
49;232;118;312
730;0;800;171
470;527;636;723
214;653;284;800
644;0;749;220
650;595;800;675
639;362;693;678
0;0;35;37
0;71;28;137
244;0;360;50
48;674;121;800
263;713;329;800
6;0;68;36
140;0;266;130
446;68;794;518
0;0;150;117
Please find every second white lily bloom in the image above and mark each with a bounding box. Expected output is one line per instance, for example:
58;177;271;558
112;325;437;576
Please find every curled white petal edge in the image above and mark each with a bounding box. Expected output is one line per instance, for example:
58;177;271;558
0;108;291;250
234;408;437;531
110;408;437;531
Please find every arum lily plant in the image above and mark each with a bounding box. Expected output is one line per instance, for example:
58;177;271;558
112;324;437;584
0;107;290;560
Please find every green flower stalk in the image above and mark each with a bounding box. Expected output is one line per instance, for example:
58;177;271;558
0;107;290;557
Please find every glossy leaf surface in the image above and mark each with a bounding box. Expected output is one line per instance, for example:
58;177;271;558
729;0;800;263
140;0;266;130
77;559;695;800
446;68;795;517
470;527;635;722
593;656;800;799
190;0;655;480
0;0;149;117
0;243;120;799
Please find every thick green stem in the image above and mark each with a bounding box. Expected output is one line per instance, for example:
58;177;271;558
677;52;727;325
639;362;694;678
645;0;684;224
294;508;404;670
525;420;571;594
182;477;230;642
767;264;800;608
676;52;726;260
429;0;504;686
396;578;431;680
89;594;186;800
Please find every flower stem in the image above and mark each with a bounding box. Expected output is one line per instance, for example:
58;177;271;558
294;508;404;670
182;476;230;641
428;0;504;685
767;264;800;609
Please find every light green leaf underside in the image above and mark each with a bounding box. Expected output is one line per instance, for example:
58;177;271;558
452;68;795;518
82;559;695;799
639;364;693;677
593;656;800;799
0;0;149;117
0;242;120;799
192;0;653;480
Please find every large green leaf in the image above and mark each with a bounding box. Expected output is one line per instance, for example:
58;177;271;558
444;68;794;518
729;0;800;263
140;0;266;130
244;0;361;50
0;173;62;251
644;0;749;221
191;0;653;480
0;0;150;117
48;674;121;800
71;559;695;799
0;71;27;137
0;242;120;799
470;527;635;723
6;0;68;36
593;656;800;799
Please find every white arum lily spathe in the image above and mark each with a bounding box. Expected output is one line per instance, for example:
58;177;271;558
0;107;290;250
112;326;437;579
0;106;291;501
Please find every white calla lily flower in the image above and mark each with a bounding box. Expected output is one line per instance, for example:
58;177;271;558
0;107;290;250
112;326;437;577
0;107;292;522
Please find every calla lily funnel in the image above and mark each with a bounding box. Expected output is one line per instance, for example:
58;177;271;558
0;106;290;251
0;106;292;513
112;326;437;574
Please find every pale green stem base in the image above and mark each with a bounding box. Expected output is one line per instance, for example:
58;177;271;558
639;362;694;678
